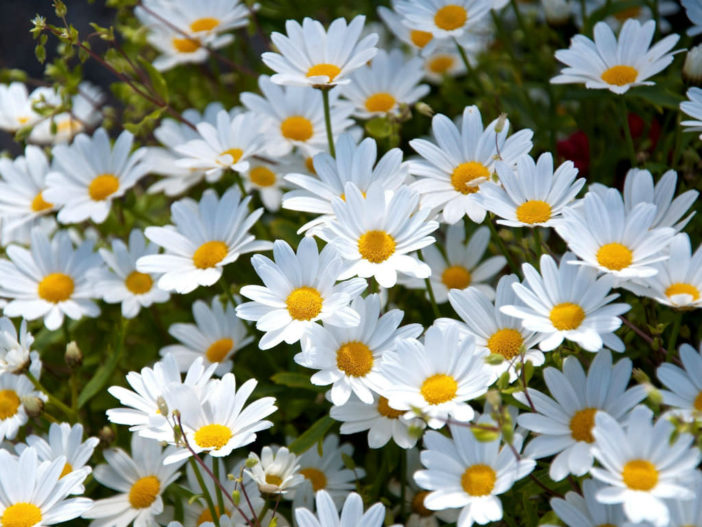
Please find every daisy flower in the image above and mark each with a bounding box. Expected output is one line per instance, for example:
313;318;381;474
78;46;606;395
83;434;185;527
246;446;304;495
683;0;702;36
236;237;366;350
43;128;148;224
657;342;702;419
295;293;422;405
501;253;630;352
414;420;535;527
174;110;266;180
555;188;676;280
241;156;298;212
0;447;93;527
342;49;430;119
409;105;534;224
0;227;103;331
590;405;701;527
515;350;645;481
0;373;46;442
0;82;46;132
0;317;37;375
377;323;494;428
681;87;702;139
479;153;584;228
550;479;630;527
160;297;252;376
322;183;438;288
378;5;438;54
295;490;386;527
261;16;379;88
97;229;170;319
422;47;468;83
137;188;271;294
241;75;355;157
394;0;493;40
551;19;679;94
448;274;544;382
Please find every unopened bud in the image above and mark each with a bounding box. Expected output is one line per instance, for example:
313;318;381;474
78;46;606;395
684;45;702;85
232;489;241;506
268;516;278;527
21;395;44;417
485;389;501;411
471;425;500;442
485;353;504;365
245;454;259;468
647;386;663;406
632;368;650;385
494;113;508;133
156;396;168;417
415;102;434;117
542;0;570;25
64;341;82;368
173;424;183;444
99;425;115;445
408;423;425;439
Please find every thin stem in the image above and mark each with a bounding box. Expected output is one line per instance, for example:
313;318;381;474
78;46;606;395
532;227;543;260
189;458;221;527
453;38;474;77
509;0;527;33
620;99;637;166
220;277;237;308
213;458;225;519
487;217;520;276
520;354;536;412
25;371;77;422
417;251;440;318
320;88;336;157
666;311;683;362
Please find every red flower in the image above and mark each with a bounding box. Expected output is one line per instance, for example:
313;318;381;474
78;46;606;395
627;113;661;150
557;130;590;175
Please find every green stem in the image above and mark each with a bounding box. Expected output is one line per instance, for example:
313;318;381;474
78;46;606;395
487;218;520;276
666;311;683;362
320;88;336;157
620;99;637;166
509;0;527;33
189;458;221;527
219;276;237;308
453;38;474;77
213;458;225;518
25;371;77;421
532;227;543;259
232;169;247;196
417;251;440;318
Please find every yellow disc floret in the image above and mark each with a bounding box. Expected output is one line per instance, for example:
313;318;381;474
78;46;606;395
172;38;200;53
420;374;458;405
451;161;489;194
621;459;658;491
300;467;327;491
192;241;228;269
59;462;73;479
549;302;585;331
1;503;42;527
441;265;472;290
265;474;283;487
280;116;314;142
428;55;455;74
336;341;374;377
89;174;119;201
487;328;523;359
377;396;404;419
205;338;234;363
128;475;160;509
125;271;153;295
358;230;396;263
0;389;20;420
665;283;700;302
516;200;552;224
193;424;232;450
31;191;52;212
434;5;468;31
364;93;396;113
601;65;638;86
461;464;497;496
286;286;323;320
596;242;633;271
190;17;220;32
220;147;243;164
569;407;597;443
410;30;433;48
249;166;277;187
38;273;75;303
306;64;341;81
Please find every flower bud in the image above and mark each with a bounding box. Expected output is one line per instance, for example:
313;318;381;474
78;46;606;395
415;102;434;117
245;454;259;468
99;425;115;445
64;341;82;368
156;396;168;417
494;113;508;133
684;44;702;85
21;395;44;417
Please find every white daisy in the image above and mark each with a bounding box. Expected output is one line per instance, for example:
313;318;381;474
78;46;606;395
590;405;701;527
0;82;48;132
681;87;702;139
394;0;493;40
181;456;238;526
0;317;37;375
683;0;702;36
0;227;103;331
97;229;170;319
409;105;534;224
137;187;271;294
241;156;298;212
378;4;438;54
160;297;252;376
551;19;679;94
0;373;46;442
261;16;379;88
236;237;367;350
479;153;584;228
501;253;630;352
550;479;630;527
422;47;469;83
657;342;702;420
377;323;494;429
295;490;386;527
295;293;422;405
515;350;645;481
246;446;304;495
555;188;676;280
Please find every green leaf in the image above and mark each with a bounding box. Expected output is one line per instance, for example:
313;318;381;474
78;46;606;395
138;57;169;103
288;416;335;455
632;86;684;110
270;372;319;390
78;322;127;408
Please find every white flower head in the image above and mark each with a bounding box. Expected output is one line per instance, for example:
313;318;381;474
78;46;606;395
681;87;702;139
0;317;36;375
394;0;493;40
0;374;47;442
295;490;386;527
657;341;702;420
246;446;304;495
550;479;630;527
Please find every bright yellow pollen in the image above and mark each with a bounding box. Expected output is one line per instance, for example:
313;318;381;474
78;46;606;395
358;230;396;263
1;503;42;527
411;491;433;516
280;116;314;142
249;166;276;187
487;328;523;360
192;240;228;269
300;467;327;491
441;265;472;290
410;30;433;48
516;200;552;224
190;17;220;32
125;271;153;295
17;116;30;125
193;424;232;450
336;341;374;377
461;464;497;496
128;475;160;509
622;459;658;491
197;506;228;526
305;157;316;174
37;273;75;303
306;64;341;81
364;93;396;113
265;474;283;487
596;242;633;271
220;147;244;164
0;389;20;420
549;302;585;331
59;462;73;479
172;37;200;53
56;118;82;135
694;391;702;412
665;283;700;301
451;161;489;194
428;55;455;74
377;396;404;419
601;65;638;86
88;174;119;201
205;337;234;363
569;408;597;443
421;374;458;405
286;286;323;321
31;191;52;212
434;5;468;30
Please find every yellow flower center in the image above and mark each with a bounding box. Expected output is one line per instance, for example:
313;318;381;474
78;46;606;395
461;464;497;496
665;283;700;301
190;17;220;32
358;230;396;263
441;265;472;290
220;147;243;164
286;286;323;321
205;337;234;363
411;491;433;517
364;93;396;113
265;474;283;487
249;166;277;187
694;391;702;411
172;37;200;53
0;389;20;420
487;328;523;359
305;156;316;174
621;459;658;491
37;273;75;303
125;271;153;295
434;5;468;30
17;116;30;125
31;191;52;212
601;65;638;86
56;118;83;135
428;55;455;74
569;407;597;443
516;200;552;224
197;506;228;526
336;341;374;377
192;240;228;269
300;467;327;491
451;161;489;194
596;242;633;271
88;174;119;201
377;396;404;419
193;424;232;450
280;116;314;142
549;302;585;331
306;64;342;81
1;503;42;527
59;462;73;479
128;475;160;509
410;29;433;48
421;373;458;405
